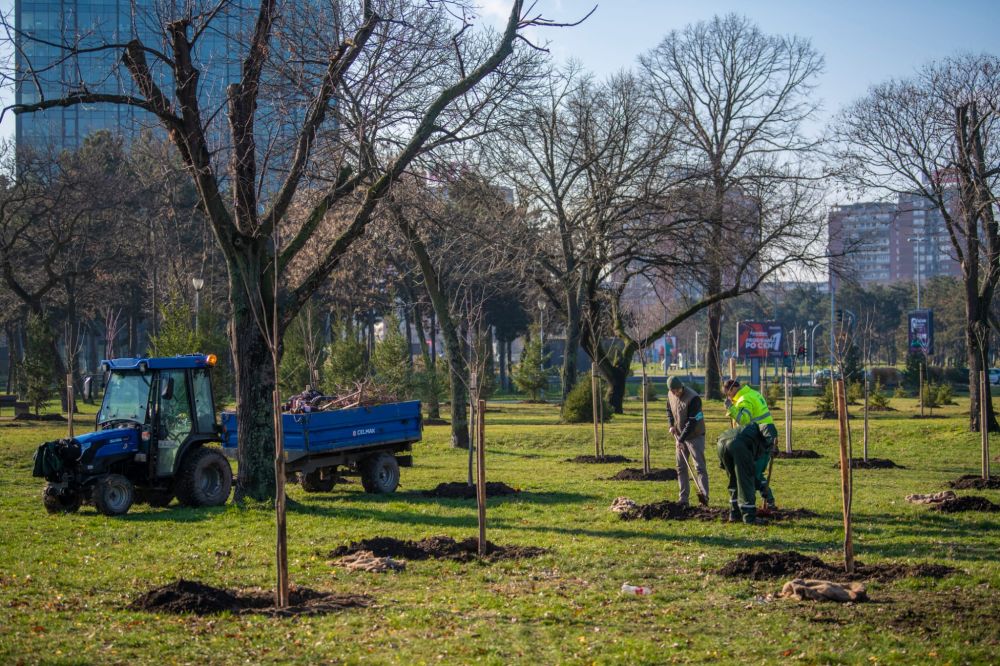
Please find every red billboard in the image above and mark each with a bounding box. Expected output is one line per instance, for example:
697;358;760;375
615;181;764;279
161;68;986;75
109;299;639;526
738;321;785;359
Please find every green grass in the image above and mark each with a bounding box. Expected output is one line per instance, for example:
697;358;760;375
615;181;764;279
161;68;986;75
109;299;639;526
1;397;998;664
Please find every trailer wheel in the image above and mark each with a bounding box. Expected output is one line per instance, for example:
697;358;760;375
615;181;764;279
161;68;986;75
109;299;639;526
176;447;233;507
300;468;337;493
361;453;400;494
43;484;81;514
93;474;135;516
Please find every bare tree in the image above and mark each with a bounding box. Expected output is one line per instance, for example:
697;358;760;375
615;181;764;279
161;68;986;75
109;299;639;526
640;13;824;399
4;0;564;500
832;53;1000;432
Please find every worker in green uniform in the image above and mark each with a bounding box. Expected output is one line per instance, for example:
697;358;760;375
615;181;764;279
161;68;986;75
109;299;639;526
716;424;768;524
723;379;777;510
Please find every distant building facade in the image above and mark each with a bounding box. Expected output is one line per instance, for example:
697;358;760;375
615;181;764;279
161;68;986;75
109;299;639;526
828;194;961;288
15;0;245;151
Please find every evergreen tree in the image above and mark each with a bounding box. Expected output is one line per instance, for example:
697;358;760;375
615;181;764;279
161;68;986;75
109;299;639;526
902;350;925;392
842;342;864;384
22;312;56;415
322;321;368;393
371;316;413;398
513;329;549;401
147;291;199;357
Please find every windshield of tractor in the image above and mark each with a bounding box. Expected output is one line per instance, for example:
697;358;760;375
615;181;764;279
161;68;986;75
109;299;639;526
98;371;153;424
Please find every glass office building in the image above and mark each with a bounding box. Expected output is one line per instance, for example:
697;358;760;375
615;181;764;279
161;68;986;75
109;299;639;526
15;0;246;150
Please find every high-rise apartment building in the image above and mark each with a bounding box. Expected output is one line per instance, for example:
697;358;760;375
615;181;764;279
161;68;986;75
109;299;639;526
828;194;961;288
14;0;245;150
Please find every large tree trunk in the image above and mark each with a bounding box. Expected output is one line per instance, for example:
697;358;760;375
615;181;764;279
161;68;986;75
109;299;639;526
967;307;998;432
560;286;583;400
231;260;279;502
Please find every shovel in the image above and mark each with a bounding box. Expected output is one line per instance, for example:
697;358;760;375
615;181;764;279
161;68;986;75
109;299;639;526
674;433;708;506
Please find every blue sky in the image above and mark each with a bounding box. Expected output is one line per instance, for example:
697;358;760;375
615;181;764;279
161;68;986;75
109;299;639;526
3;1;999;139
481;0;1000;130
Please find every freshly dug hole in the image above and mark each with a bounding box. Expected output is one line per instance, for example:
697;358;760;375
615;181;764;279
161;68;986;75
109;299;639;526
422;482;519;499
566;455;634;464
773;450;822;459
718;551;956;582
605;468;678;481
831;458;904;469
948;475;1000;490
328;535;545;562
129;579;371;617
932;496;1000;512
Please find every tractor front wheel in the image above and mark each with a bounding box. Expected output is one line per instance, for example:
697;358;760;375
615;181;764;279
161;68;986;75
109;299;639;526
176;447;233;507
43;484;81;514
93;474;135;516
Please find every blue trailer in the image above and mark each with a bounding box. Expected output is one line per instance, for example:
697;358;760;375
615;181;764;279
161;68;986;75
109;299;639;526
220;400;422;494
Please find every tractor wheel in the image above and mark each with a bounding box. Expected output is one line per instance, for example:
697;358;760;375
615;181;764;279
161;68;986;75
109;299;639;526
43;484;81;514
138;488;174;508
176;447;233;507
93;474;135;516
360;453;400;494
300;468;337;493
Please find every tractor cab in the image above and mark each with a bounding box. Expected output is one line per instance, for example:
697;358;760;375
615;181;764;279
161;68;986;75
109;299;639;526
98;355;220;477
33;354;232;516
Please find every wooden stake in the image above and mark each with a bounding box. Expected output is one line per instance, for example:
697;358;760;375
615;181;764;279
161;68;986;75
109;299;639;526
591;364;600;458
981;370;990;481
863;373;870;463
919;364;925;418
66;373;74;438
640;360;650;474
272;386;289;608
835;379;854;574
476;399;487;557
784;372;792;454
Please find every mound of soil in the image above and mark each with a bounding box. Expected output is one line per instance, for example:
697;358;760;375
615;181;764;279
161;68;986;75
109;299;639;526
718;551;956;582
328;535;544;563
831;458;904;469
773;450;822;459
618;500;723;521
605;468;678;481
566;455;634;464
911;414;947;419
948;475;1000;490
129;579;370;617
932;496;1000;513
421;482;519;499
422;418;449;426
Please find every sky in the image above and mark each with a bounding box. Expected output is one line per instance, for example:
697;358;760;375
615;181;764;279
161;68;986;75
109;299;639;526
478;0;1000;132
3;0;999;140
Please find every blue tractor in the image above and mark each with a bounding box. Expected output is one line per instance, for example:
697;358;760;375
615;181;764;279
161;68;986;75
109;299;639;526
32;354;232;516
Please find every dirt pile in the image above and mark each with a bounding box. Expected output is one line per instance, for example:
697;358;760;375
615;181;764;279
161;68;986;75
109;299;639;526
618;500;722;521
129;579;370;617
422;482;519;499
948;475;1000;490
328;535;544;562
567;455;633;464
773;450;822;459
932;496;1000;513
842;458;904;469
718;551;956;582
605;468;678;481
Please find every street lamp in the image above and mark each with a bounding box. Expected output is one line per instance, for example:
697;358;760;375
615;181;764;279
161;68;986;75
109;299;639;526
192;277;205;336
809;320;821;381
907;236;926;309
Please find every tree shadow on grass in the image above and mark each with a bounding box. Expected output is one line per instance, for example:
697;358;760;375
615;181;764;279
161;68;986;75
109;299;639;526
119;505;232;523
294;488;597;512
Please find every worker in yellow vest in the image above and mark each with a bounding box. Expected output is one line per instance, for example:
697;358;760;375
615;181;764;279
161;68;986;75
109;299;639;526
723;379;777;510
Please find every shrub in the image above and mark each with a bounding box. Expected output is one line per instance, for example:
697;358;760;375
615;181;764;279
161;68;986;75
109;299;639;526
935;383;955;406
871;367;901;388
893;384;909;399
643;379;657;402
765;381;782;409
371;316;413;398
921;382;940;410
814;381;835;416
322;323;368;393
22;312;56;415
561;377;613;423
870;379;891;411
846;381;863;405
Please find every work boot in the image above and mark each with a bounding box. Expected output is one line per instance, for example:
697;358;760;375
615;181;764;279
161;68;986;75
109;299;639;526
766;500;777;511
696;492;709;507
728;509;740;523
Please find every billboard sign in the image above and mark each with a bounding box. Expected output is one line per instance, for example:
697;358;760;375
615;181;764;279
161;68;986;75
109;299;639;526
908;309;934;355
738;321;785;359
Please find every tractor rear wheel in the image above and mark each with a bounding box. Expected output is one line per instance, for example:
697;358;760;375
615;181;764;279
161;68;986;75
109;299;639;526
93;474;135;516
300;467;337;493
176;447;232;507
43;484;81;514
361;453;400;494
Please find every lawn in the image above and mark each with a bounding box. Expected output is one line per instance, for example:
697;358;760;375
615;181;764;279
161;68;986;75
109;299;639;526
0;394;997;664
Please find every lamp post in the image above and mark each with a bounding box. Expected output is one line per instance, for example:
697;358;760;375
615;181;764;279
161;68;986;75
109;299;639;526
907;236;926;309
809;320;821;382
192;277;205;336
